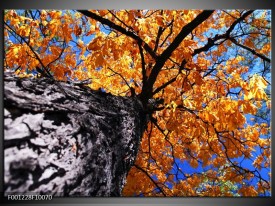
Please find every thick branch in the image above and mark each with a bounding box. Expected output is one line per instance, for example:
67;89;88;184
141;10;214;102
153;10;258;97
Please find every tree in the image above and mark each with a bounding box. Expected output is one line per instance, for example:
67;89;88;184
3;9;271;196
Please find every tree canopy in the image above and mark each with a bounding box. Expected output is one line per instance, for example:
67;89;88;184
4;9;271;196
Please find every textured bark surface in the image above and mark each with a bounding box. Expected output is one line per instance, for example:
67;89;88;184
3;72;146;196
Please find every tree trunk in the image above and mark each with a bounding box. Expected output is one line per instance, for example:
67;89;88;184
3;72;147;196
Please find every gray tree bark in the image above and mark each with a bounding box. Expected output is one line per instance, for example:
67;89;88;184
3;72;147;196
